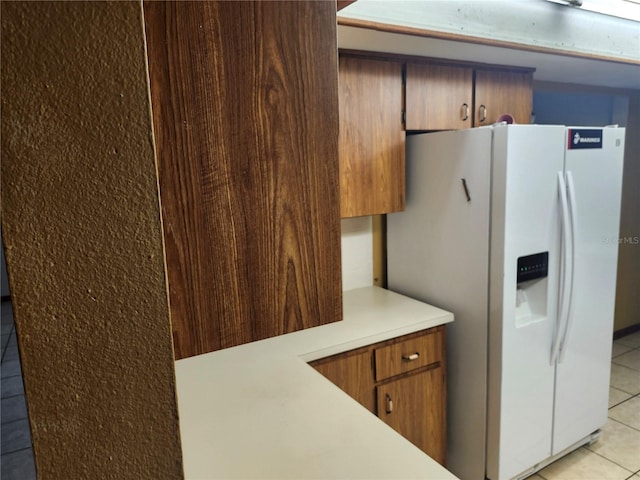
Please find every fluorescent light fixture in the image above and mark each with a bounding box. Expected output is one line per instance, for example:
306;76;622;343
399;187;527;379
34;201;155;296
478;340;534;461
545;0;640;22
546;0;583;6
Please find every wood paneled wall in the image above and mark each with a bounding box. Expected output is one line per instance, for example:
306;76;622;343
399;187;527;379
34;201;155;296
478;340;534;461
144;1;342;359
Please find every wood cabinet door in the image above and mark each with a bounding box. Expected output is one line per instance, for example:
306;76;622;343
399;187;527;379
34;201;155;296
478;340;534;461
474;70;533;126
339;56;405;218
310;349;376;413
376;367;446;465
405;63;473;131
144;1;342;359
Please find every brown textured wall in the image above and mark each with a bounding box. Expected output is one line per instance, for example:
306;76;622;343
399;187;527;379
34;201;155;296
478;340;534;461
1;2;183;478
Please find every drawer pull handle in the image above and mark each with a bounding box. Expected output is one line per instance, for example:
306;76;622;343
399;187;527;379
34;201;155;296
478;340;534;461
385;393;393;414
402;353;420;361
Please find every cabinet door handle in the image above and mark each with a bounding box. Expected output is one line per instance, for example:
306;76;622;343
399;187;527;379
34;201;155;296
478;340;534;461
402;352;420;361
479;104;488;122
461;103;469;121
385;393;393;414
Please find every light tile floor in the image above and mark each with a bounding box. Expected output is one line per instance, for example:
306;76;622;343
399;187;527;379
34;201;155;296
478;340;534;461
531;330;640;480
0;298;639;479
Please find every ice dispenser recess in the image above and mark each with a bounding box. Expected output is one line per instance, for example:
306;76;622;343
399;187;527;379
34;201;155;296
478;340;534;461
515;252;549;327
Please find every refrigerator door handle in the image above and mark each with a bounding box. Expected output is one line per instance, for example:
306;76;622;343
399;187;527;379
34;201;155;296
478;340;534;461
552;171;572;365
558;171;577;362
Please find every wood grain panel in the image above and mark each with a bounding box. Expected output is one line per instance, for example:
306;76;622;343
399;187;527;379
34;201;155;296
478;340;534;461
338;56;405;217
310;348;376;413
144;1;341;359
405;63;473;130
474;70;533;126
377;366;446;465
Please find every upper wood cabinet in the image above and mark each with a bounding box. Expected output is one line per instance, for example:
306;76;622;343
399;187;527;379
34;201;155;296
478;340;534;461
144;1;342;359
406;63;533;129
474;69;533;126
405;63;473;130
338;53;533;216
339;56;405;218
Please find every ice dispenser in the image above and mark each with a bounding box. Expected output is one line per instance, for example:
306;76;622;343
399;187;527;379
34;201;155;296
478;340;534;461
515;252;549;327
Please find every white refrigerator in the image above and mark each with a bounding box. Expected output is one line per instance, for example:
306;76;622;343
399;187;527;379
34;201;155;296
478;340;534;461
387;125;625;480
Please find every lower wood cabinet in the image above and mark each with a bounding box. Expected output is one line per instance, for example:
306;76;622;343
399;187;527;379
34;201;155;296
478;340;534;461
377;366;445;464
311;349;376;412
310;326;446;465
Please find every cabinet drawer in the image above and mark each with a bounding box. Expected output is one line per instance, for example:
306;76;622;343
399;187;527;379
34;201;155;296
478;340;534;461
374;329;443;381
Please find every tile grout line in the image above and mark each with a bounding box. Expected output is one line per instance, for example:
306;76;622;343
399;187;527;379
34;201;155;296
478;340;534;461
2;444;35;458
0;447;35;462
606;420;640;435
587;441;638;476
0;446;35;458
0;324;14;363
0;416;30;427
1;392;27;401
612;345;640;356
609;392;640;410
1;416;29;426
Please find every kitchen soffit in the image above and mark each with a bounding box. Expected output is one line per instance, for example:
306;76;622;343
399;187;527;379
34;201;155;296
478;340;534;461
338;25;640;90
337;0;640;91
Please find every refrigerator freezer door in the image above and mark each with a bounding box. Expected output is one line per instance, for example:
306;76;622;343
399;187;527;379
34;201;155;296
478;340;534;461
486;125;566;480
388;128;492;480
552;128;625;454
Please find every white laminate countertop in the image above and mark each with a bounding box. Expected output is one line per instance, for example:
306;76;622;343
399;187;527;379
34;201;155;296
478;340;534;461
175;286;457;479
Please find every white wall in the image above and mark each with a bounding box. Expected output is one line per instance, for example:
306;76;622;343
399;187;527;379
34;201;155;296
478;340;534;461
341;217;374;291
